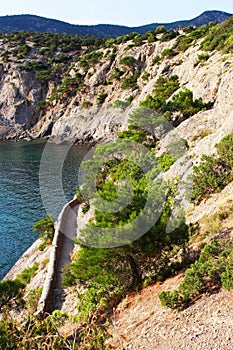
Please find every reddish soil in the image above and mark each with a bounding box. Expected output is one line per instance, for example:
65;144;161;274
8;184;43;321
107;273;233;350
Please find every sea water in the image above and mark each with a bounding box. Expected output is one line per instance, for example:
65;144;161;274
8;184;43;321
0;140;89;279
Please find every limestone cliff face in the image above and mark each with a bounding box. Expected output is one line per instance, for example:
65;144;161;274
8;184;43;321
47;41;233;158
49;105;128;144
38;41;233;148
0;62;47;138
0;33;233;148
48;39;178;144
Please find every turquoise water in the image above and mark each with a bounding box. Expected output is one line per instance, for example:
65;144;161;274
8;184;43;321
0;140;89;279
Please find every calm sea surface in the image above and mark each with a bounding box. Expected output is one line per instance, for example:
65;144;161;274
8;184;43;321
0;140;90;279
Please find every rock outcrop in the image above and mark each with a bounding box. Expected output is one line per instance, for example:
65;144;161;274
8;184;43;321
0;62;46;138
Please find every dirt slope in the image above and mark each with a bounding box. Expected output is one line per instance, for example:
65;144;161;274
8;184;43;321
108;274;233;350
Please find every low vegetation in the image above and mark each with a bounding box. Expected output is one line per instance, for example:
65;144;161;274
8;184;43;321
113;96;133;110
16;262;39;285
159;239;233;309
174;24;210;52
140;75;212;126
121;69;141;90
0;280;25;312
192;132;233;203
0;311;77;349
201;16;233;52
96;92;108;104
0;262;39;313
33;214;54;250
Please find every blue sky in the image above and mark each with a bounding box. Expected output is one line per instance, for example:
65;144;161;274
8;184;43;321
2;0;233;26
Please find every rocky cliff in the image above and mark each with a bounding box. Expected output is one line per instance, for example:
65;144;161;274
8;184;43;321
0;64;45;139
1;25;233;149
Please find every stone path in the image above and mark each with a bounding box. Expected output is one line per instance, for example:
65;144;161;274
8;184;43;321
50;203;79;312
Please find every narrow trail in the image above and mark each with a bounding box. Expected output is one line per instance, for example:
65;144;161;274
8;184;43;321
49;203;79;312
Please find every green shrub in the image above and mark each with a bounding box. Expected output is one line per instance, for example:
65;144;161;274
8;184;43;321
118;129;149;143
0;280;25;311
121;69;141;90
22;60;49;72
82;100;93;108
38;239;50;251
158;153;176;171
147;32;157;43
175;25;209;52
197;53;210;62
155;25;166;34
26;287;43;313
0;313;72;349
57;76;81;97
36;70;51;82
216;132;233;167
153;55;161;64
36;100;47;115
201;17;233;52
33;214;55;242
161;48;177;59
3;55;9;63
159;289;185;309
127;107;161;142
159;239;233;309
221;257;233;290
155;75;180;96
76;187;84;201
96;92;108;104
114;32;138;45
140;75;180;113
165;89;212;122
16;262;39;285
191;155;229;202
141;71;150;81
133;35;145;46
161;30;179;42
119;55;136;68
174;35;194;52
13;44;31;58
79;59;89;70
81;203;90;213
192;132;233;203
105;38;116;48
83;51;103;65
113;96;133;110
110;67;124;81
183;26;196;33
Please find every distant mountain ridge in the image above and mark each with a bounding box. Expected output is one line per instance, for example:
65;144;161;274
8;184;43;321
0;10;231;38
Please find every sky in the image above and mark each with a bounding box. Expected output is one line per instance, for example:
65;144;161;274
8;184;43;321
1;0;233;26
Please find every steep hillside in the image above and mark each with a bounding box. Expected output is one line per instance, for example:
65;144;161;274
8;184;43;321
2;18;233;349
0;11;231;37
107;275;233;349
